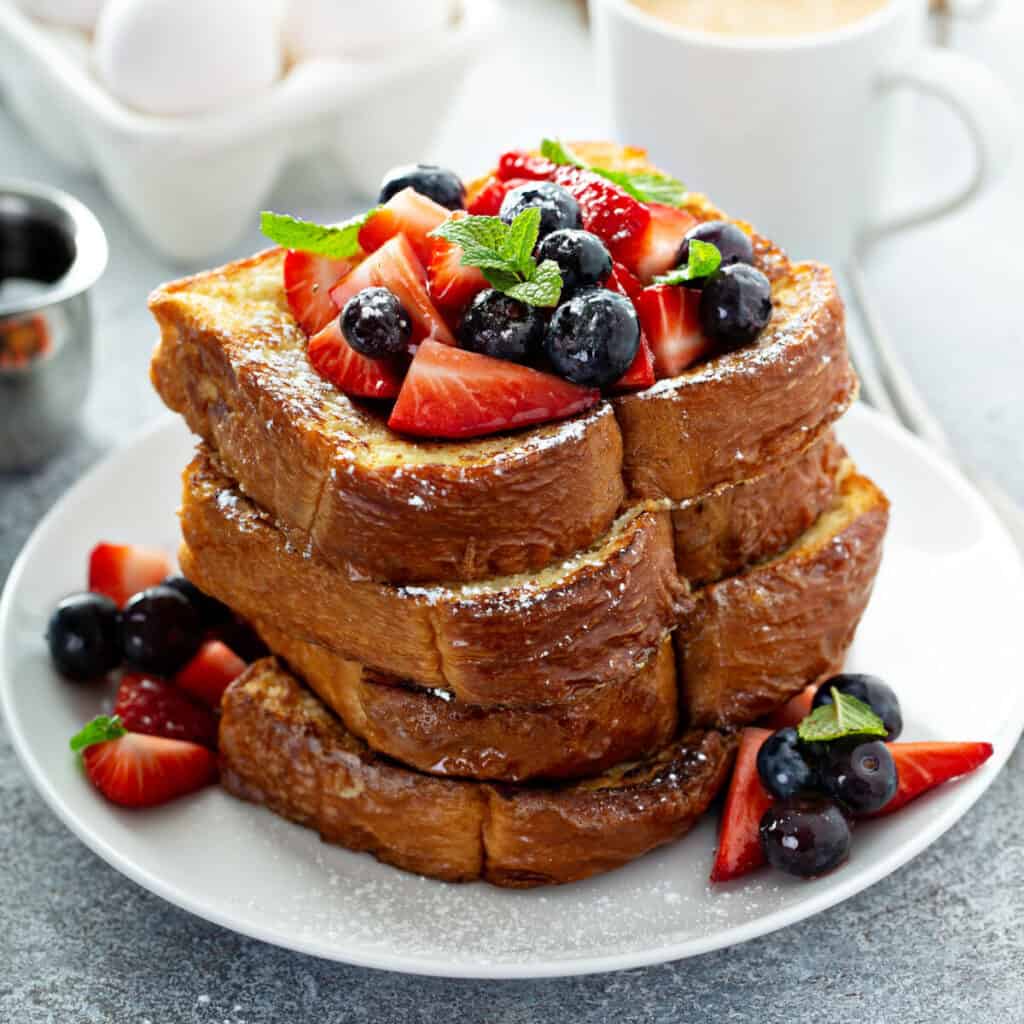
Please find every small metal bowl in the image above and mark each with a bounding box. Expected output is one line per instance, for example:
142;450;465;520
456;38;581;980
0;181;108;471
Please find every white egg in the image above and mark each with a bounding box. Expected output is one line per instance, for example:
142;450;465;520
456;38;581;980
283;0;454;61
18;0;106;30
94;0;283;116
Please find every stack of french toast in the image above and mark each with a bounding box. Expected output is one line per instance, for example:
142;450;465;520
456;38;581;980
147;143;888;887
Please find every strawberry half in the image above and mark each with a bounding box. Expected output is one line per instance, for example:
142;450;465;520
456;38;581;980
467;176;529;216
605;261;644;305
627;203;699;283
73;716;218;809
635;285;712;379
358;187;449;265
873;742;995;817
496;150;558;182
88;543;171;608
426;212;489;314
711;727;774;883
283;249;355;337
388;340;599;440
761;686;818;731
175;640;247;708
307;318;405;399
330;234;455;348
114;673;219;749
612;333;656;392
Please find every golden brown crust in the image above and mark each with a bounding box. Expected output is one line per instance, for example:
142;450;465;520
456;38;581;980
181;446;687;705
677;471;890;727
218;661;736;887
255;623;679;783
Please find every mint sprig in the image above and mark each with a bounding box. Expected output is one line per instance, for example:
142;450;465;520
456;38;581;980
260;209;378;260
430;208;563;307
70;715;126;753
540;138;688;208
654;239;722;287
797;689;887;744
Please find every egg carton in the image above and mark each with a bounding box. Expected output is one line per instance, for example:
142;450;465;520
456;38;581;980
0;0;496;262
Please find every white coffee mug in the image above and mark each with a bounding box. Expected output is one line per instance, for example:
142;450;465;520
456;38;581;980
591;0;1015;264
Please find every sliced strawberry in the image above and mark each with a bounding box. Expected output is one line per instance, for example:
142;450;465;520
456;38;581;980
551;166;651;264
711;727;774;883
388;340;599;440
358;187;449;265
88;543;171;608
307;318;405;399
114;673;218;749
467;176;529;216
330;234;455;348
872;742;995;817
74;716;217;809
605;261;644;305
426;212;489;314
635;285;712;379
283;249;354;337
761;685;817;731
175;640;247;709
627;203;699;283
612;333;656;392
496;150;558;182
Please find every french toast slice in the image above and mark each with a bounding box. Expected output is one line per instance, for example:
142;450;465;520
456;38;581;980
149;145;854;585
180;446;687;705
678;469;890;726
255;623;679;783
219;660;736;887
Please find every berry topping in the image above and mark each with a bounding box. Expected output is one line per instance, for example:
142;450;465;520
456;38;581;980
535;229;613;295
217;617;270;663
700;264;773;349
388;340;598;440
815;737;899;816
120;585;203;677
544;289;641;388
359;187;450;265
458;290;546;363
873;742;994;816
760;794;851;879
282;249;354;337
756;726;816;800
88;542;171;608
761;685;817;731
160;574;230;629
330;234;455;348
467;176;530;216
340;287;412;358
46;593;121;682
308;316;405;399
634;284;712;378
377;163;466;211
611;331;656;392
812;673;903;741
71;716;218;808
677;220;754;282
628;203;699;283
499;182;583;241
604;261;644;305
425;212;489;313
114;673;218;749
496;149;558;182
175;640;248;709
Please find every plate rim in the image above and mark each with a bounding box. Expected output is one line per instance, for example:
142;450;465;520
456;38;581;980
2;405;1022;979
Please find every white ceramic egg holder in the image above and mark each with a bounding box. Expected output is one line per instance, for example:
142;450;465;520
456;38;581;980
0;0;496;262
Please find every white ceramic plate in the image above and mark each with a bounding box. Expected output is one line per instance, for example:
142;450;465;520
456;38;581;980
2;405;1022;979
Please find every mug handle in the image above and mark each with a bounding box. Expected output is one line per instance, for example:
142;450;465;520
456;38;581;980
860;47;1015;244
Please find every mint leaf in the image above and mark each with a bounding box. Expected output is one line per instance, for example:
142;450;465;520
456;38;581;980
503;259;563;308
430;214;511;269
540;138;585;168
501;206;542;270
654;239;722;286
260;209;376;259
482;268;522;293
70;715;126;753
797;690;887;743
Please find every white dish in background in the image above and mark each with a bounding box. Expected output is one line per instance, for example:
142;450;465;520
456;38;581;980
0;0;496;262
1;404;1022;979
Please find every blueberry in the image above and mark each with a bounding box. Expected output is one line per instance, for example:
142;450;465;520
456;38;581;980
535;229;612;295
378;163;465;210
756;727;815;799
161;574;230;628
120;585;202;676
218;616;270;664
46;593;121;682
677;220;754;286
700;264;773;349
499;182;582;240
815;737;899;816
459;290;545;363
341;287;411;358
760;794;851;878
544;289;640;389
813;673;903;740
